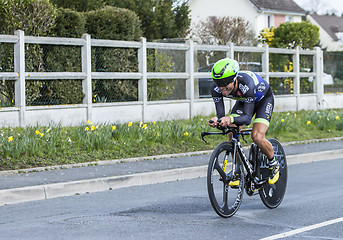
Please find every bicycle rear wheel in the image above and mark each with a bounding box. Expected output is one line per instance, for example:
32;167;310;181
259;138;287;209
207;142;244;218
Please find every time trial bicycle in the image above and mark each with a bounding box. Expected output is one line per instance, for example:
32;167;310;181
201;120;287;218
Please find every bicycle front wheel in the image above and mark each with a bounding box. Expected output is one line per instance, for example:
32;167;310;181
207;142;244;218
259;138;287;209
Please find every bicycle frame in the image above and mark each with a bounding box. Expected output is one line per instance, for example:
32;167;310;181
201;126;268;187
204;122;288;217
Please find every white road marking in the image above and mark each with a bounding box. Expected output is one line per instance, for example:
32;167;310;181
260;217;343;240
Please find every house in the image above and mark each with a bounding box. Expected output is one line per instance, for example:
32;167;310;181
307;14;343;51
188;0;306;37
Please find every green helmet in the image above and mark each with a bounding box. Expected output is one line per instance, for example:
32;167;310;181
211;58;239;87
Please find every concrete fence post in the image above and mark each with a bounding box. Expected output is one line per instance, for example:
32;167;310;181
138;37;147;122
315;47;324;110
82;34;92;121
226;42;234;59
226;42;234;110
14;30;26;127
186;39;194;119
293;46;300;111
262;44;270;83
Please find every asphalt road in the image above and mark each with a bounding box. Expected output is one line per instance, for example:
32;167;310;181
0;158;342;240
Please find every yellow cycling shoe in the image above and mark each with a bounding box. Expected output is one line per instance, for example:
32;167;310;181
268;161;280;185
229;174;240;188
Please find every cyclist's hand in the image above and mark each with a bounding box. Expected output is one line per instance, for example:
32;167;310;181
208;117;218;128
219;116;231;127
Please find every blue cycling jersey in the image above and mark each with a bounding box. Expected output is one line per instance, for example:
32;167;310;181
211;71;274;126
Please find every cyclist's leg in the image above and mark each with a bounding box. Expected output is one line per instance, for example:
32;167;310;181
251;94;273;158
251;122;273;159
251;97;279;184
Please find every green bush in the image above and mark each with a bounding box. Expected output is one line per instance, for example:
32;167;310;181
51;8;86;38
50;0;105;12
147;50;175;101
260;21;319;95
105;0;191;40
85;6;142;102
85;6;142;41
0;0;57;36
0;0;57;106
270;21;319;50
28;80;84;106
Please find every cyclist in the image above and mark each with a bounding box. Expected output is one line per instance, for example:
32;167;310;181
208;58;279;186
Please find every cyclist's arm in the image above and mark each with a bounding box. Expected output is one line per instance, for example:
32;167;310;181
211;84;225;118
230;80;255;126
231;100;254;126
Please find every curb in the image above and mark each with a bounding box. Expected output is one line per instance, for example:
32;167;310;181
1;149;343;206
0;166;208;206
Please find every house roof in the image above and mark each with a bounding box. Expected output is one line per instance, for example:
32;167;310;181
249;0;306;15
310;14;343;41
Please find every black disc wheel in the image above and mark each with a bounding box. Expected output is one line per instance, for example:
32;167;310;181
207;142;244;218
259;138;287;209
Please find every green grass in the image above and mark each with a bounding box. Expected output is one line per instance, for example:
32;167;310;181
1;109;343;171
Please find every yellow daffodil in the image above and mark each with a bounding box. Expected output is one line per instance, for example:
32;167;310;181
336;116;340;120
307;121;311;125
153;121;156;124
142;124;147;129
86;120;91;125
91;125;95;131
281;119;285;123
68;137;72;143
35;130;40;135
46;128;51;133
128;122;133;127
40;133;44;137
184;132;189;136
85;127;90;131
112;125;116;131
8;136;13;142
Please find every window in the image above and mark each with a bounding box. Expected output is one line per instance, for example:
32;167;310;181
285;15;292;22
266;15;272;28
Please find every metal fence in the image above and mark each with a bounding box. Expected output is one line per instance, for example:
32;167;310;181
0;30;326;127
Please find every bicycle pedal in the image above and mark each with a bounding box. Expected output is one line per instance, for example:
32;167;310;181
250;181;260;192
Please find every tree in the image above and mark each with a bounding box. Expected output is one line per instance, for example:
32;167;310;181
50;0;105;12
104;0;191;40
191;16;256;69
173;1;191;37
269;20;319;49
191;16;255;46
259;21;320;95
